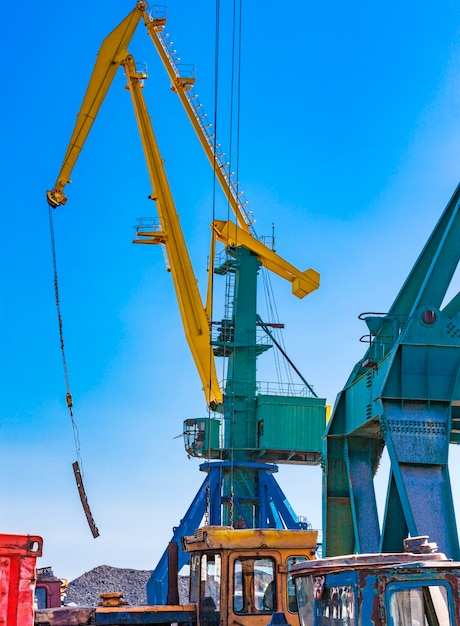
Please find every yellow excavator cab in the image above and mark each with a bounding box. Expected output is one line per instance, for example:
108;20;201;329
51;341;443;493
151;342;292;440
182;526;318;626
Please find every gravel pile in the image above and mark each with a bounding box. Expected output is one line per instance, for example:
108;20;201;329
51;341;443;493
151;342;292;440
66;566;189;607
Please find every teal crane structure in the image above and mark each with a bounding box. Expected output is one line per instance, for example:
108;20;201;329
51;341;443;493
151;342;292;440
46;1;327;605
323;184;460;560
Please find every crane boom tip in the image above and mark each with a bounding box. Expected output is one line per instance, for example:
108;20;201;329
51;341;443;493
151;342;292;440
46;189;67;208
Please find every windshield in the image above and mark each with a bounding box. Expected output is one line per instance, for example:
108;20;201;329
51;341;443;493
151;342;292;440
287;557;308;612
295;576;355;626
233;557;276;614
387;583;452;626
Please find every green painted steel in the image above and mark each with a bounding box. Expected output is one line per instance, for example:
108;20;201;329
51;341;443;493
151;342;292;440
183;244;327;526
323;184;460;559
222;248;259;458
183;418;220;457
257;395;324;462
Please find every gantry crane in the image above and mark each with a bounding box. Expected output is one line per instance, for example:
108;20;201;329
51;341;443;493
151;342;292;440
47;1;327;604
323;184;460;560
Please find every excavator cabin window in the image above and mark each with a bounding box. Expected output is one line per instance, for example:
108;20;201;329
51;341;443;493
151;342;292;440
233;557;276;614
287;556;308;612
189;553;221;626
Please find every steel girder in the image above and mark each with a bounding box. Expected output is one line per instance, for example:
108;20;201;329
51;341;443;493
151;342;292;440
324;183;460;559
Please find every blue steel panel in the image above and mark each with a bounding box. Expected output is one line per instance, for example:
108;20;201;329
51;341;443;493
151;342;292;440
380;472;408;552
360;573;379;625
96;609;196;625
344;438;380;553
382;401;450;465
382;401;459;559
324;184;460;558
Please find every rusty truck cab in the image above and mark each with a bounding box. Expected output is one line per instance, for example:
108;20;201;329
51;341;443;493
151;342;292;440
291;539;460;626
182;525;318;626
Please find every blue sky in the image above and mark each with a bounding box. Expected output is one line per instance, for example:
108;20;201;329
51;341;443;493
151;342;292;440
1;1;460;582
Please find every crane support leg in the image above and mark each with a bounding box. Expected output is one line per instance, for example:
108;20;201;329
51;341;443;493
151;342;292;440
324;183;460;558
380;471;409;552
323;438;354;556
323;436;382;556
345;437;381;554
146;472;211;605
147;461;306;605
380;400;460;559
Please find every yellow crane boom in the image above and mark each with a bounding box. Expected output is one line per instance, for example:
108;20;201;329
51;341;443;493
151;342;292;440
124;56;222;407
46;1;222;408
47;1;320;409
47;1;252;237
46;2;147;208
211;220;320;299
141;14;252;234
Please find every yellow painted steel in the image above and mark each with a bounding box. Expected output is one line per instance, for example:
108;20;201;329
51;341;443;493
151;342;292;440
180;526;317;626
46;2;222;408
124;56;222;408
95;526;317;626
46;2;147;208
182;525;317;552
46;1;319;408
212;220;320;298
141;13;251;234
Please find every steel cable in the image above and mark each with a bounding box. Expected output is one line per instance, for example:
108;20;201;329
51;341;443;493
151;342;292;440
48;205;83;469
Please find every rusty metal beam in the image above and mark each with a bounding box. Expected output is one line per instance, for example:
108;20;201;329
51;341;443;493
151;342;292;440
72;461;100;539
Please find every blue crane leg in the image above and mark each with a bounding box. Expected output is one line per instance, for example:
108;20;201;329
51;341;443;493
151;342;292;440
148;462;301;604
146;473;212;604
380;471;409;552
324;183;460;558
381;400;460;559
259;470;302;528
344;437;380;553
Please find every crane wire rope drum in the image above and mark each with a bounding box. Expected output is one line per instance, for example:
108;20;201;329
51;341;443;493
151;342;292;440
47;205;100;539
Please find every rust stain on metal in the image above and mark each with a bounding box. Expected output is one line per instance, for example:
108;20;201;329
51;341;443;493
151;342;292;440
72;461;100;538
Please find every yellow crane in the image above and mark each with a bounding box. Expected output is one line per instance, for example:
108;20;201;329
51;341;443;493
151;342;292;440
46;0;320;409
47;1;223;407
46;0;326;608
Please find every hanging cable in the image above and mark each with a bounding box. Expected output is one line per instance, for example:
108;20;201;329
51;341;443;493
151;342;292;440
261;268;296;389
227;0;239;528
202;0;222;529
222;0;245;528
48;205;100;538
48;206;82;462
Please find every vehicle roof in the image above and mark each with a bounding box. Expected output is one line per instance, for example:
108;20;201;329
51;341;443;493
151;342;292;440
182;526;318;552
290;551;458;577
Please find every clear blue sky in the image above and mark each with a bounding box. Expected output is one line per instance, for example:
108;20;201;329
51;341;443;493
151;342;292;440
1;0;460;582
